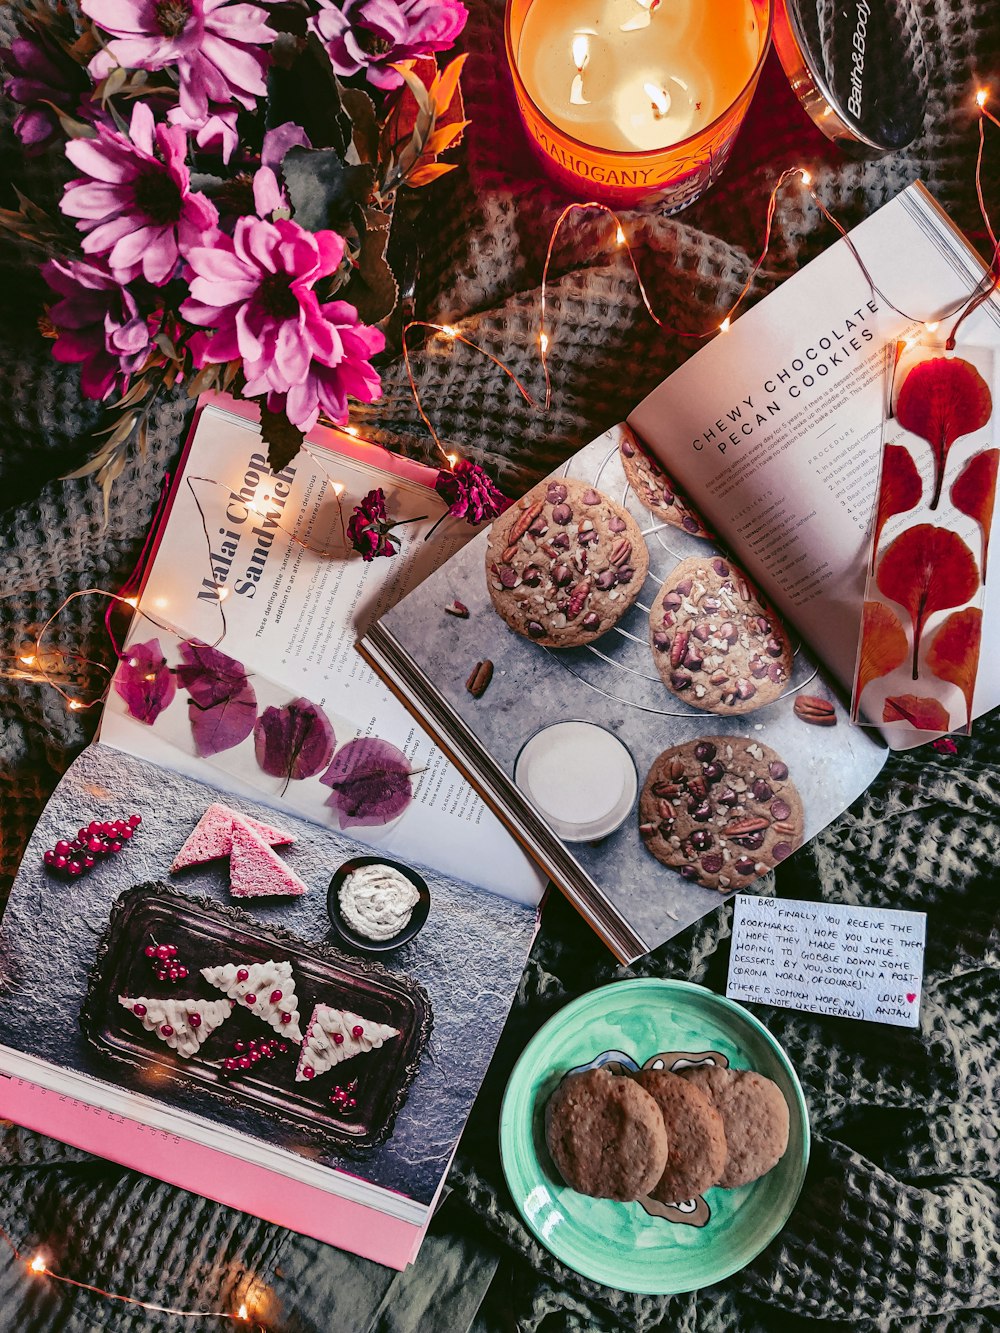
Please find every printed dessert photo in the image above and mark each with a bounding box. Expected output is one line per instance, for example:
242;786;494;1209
375;426;887;951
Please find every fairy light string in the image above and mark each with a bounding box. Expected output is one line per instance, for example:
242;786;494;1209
0;1226;265;1327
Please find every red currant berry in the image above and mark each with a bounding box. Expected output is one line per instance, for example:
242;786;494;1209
129;814;142;827
303;1066;315;1079
67;862;84;877
269;990;282;1003
233;1041;245;1053
144;944;157;958
332;1032;344;1045
245;994;256;1005
108;841;123;853
88;821;102;835
249;1051;261;1063
236;968;249;982
189;1013;201;1028
156;945;171;960
101;822;114;837
176;967;188;980
120;827;133;840
352;1026;364;1039
83;856;95;869
238;1056;252;1069
55;840;71;856
43;850;55;866
87;837;102;853
223;1059;236;1071
53;856;67;871
166;945;177;958
248;1040;259;1050
78;828;89;842
133;1003;147;1017
160;1024;174;1037
280;1012;292;1024
168;967;179;980
347;1098;356;1109
279;1043;289;1054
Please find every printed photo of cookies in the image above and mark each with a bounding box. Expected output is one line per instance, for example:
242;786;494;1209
638;737;803;891
619;432;712;538
486;478;649;648
649;556;793;714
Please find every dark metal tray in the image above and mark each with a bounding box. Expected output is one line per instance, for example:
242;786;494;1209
81;883;432;1151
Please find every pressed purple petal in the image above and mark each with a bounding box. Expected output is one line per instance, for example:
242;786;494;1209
115;637;176;723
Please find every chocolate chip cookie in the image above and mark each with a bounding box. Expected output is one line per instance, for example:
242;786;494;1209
639;737;804;891
486;478;649;648
679;1066;789;1187
649;556;793;714
544;1067;669;1201
619;432;712;538
636;1070;728;1202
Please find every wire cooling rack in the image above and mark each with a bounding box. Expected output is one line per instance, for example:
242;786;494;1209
541;439;820;718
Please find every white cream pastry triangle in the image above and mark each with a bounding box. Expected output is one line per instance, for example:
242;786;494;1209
119;995;233;1058
295;1004;399;1082
200;959;304;1042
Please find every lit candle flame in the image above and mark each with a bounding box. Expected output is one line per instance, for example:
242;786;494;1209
644;83;670;118
570;35;590;105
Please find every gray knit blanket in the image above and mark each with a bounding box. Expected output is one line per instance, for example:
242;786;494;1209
1;0;998;1328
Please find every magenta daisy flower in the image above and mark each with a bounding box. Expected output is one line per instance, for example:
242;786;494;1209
1;29;93;154
180;215;347;393
42;257;156;400
61;101;218;286
82;0;276;122
308;0;468;91
263;302;385;431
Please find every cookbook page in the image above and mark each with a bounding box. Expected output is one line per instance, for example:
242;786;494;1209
626;183;1000;722
100;400;545;905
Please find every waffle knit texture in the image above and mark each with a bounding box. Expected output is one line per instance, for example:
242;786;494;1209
0;0;998;1327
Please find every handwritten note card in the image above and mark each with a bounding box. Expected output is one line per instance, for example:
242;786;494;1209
727;896;926;1027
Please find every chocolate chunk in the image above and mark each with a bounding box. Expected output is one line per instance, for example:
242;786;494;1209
551;503;573;525
770;799;791;820
769;761;789;781
751;779;773;801
772;842;793;862
693;741;717;762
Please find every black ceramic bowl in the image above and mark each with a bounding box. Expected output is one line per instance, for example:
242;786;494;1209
327;856;430;954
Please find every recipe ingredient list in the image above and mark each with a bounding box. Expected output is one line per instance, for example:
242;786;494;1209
727;895;926;1027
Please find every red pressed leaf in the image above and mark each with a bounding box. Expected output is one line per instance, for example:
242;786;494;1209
950;449;998;581
114;637;175;724
926;606;983;732
856;601;909;702
871;444;922;565
895;356;993;509
320;737;413;829
254;698;335;795
882;694;951;730
876;524;979;679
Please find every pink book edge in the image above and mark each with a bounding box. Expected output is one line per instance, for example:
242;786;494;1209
0;1074;425;1270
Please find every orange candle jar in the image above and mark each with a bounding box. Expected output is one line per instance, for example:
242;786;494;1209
505;0;772;210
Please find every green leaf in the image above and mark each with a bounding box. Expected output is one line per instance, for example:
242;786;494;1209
283;145;375;233
266;35;352;155
340;86;379;166
341;213;398;324
260;404;304;472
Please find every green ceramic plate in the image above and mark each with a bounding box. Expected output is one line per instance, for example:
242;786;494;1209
499;978;809;1294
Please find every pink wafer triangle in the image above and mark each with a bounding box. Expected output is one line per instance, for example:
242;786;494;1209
171;803;294;872
229;819;308;898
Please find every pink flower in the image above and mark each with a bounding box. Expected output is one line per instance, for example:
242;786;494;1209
180;215;346;394
41;257;155;399
1;29;93;154
265;303;385;431
308;0;467;91
61;101;218;285
82;0;276;122
168;103;240;163
435;459;509;524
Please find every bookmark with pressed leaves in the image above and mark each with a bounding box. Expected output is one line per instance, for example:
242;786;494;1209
851;336;997;737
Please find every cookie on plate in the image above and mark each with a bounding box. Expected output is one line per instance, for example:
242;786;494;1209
486;478;649;648
619;432;712;537
544;1067;669;1200
636;1069;727;1202
639;736;804;891
679;1066;789;1187
649;556;793;714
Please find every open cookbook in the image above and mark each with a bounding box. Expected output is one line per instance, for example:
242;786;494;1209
0;398;546;1270
361;183;1000;965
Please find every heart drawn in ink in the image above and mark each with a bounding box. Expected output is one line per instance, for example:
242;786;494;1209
906;993;917;1003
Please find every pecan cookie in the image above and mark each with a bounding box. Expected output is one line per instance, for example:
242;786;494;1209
619;433;712;537
544;1067;669;1201
636;1070;727;1203
638;737;804;891
486;478;649;648
679;1066;789;1187
649;556;793;714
